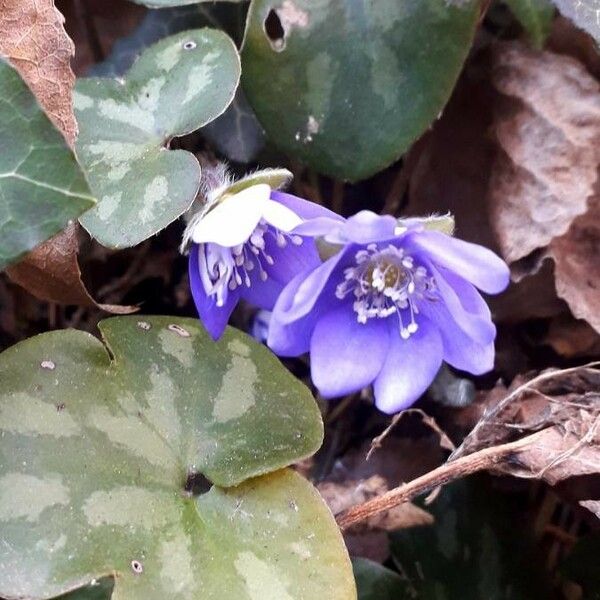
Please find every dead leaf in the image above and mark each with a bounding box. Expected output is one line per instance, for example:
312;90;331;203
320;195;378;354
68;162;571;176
579;499;600;519
452;365;600;486
6;224;136;313
0;0;77;145
543;314;600;357
318;476;433;533
0;1;135;312
549;192;600;333
489;42;600;263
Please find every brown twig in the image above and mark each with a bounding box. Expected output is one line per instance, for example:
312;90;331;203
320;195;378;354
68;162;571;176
335;430;546;530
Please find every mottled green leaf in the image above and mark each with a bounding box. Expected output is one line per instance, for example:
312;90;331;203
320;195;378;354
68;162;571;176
505;0;555;48
0;59;95;270
0;316;356;600
551;0;600;43
390;478;550;599
241;0;479;181
90;4;265;164
353;559;409;600
75;30;240;249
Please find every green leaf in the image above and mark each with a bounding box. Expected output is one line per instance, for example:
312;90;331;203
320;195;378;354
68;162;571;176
0;316;356;600
90;4;265;165
0;59;95;270
353;559;409;600
505;0;555;49
75;30;240;249
241;0;479;182
390;478;551;599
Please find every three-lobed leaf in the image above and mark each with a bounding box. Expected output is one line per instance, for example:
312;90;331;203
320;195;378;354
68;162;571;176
75;30;240;249
90;5;265;164
0;316;355;600
0;59;95;270
241;0;479;181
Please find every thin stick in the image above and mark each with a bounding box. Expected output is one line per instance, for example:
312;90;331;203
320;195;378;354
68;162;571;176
335;431;545;530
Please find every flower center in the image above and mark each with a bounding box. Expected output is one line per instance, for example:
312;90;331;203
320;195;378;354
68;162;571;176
335;244;435;339
199;220;303;306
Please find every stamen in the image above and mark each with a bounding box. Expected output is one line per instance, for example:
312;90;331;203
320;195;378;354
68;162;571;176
336;244;435;339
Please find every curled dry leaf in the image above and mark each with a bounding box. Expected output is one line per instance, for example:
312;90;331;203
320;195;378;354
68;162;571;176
489;41;600;264
318;476;433;533
5;223;136;313
580;500;600;519
0;0;77;145
452;365;600;486
0;0;132;311
549;191;600;333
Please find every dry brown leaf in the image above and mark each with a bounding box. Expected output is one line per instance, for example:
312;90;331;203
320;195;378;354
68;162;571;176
579;499;600;519
543;314;600;357
0;0;77;145
549;192;600;333
318;476;433;533
489;42;600;264
452;365;600;486
0;1;136;312
6;224;136;314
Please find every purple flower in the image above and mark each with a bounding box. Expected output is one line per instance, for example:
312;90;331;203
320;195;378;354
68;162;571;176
184;179;341;340
268;211;510;414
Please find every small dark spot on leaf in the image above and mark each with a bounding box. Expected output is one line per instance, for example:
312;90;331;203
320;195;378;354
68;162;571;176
131;560;144;575
56;403;65;412
265;10;285;51
182;40;197;51
184;471;212;497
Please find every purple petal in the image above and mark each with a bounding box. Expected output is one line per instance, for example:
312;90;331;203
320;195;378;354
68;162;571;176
373;318;443;414
238;268;283;311
339;211;398;244
429;264;496;346
411;231;510;294
292;216;347;239
270;190;344;222
189;244;239;340
263;229;321;285
267;270;324;356
419;294;495;375
273;245;352;325
310;307;390;398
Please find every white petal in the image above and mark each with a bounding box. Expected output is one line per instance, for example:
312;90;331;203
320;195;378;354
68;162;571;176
261;199;302;232
191;184;271;247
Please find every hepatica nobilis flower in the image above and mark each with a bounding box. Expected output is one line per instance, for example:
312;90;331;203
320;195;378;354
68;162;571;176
181;169;342;340
268;211;510;414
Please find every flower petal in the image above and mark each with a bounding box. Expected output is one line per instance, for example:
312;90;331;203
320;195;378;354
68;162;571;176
267;270;324;356
429;264;497;346
310;306;390;398
411;230;510;294
292;216;347;239
273;245;352;325
261;199;302;232
419;293;495;375
373;319;443;414
189;244;239;340
270;190;343;222
263;229;321;285
191;184;271;247
339;210;398;244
